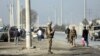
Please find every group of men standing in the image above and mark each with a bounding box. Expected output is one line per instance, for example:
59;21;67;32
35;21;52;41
65;26;89;47
36;21;89;54
9;27;26;45
65;26;77;47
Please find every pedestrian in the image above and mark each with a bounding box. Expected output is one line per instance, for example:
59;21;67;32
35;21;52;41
65;26;70;43
37;27;43;41
41;28;45;39
46;22;55;54
82;26;89;47
14;28;20;45
70;26;77;47
20;29;26;38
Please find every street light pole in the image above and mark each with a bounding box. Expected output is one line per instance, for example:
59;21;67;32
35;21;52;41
10;0;14;27
25;0;32;49
84;0;86;19
54;9;57;25
37;15;39;27
60;0;63;26
17;0;21;30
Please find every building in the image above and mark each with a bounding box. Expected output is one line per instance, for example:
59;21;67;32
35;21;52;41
0;18;3;29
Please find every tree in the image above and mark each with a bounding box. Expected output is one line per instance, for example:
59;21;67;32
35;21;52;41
54;24;66;31
20;8;37;28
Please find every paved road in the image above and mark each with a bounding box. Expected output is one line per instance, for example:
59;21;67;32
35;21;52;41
0;39;100;56
0;32;100;56
54;32;100;49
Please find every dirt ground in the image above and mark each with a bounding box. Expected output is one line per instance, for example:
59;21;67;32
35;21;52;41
0;39;100;56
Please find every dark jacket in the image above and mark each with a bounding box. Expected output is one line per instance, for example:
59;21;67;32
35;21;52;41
65;28;70;34
82;29;89;40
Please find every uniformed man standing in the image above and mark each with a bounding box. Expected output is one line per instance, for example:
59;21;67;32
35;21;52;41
46;22;55;54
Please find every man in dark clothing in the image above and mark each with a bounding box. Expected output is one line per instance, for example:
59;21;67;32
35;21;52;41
82;26;89;47
65;27;70;43
41;28;45;39
20;29;26;38
14;28;20;45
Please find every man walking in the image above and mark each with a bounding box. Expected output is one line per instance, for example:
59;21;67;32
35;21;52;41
82;26;89;47
65;27;70;43
46;22;55;54
70;26;77;47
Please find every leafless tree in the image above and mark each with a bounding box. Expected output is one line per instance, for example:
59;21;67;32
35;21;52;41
20;8;37;28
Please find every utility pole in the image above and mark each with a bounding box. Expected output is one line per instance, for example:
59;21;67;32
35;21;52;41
20;5;23;29
8;0;14;42
84;0;86;19
10;0;14;27
60;0;63;26
37;15;39;27
25;0;32;49
58;18;60;25
84;0;88;26
17;0;21;30
54;9;57;25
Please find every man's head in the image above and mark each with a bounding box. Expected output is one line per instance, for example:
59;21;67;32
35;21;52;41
66;26;69;29
84;26;86;29
72;26;75;29
39;27;42;30
47;21;52;26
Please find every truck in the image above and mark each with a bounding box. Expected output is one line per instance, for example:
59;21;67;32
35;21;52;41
89;25;100;41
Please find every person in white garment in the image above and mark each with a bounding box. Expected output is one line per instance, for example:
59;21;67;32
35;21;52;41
37;27;43;41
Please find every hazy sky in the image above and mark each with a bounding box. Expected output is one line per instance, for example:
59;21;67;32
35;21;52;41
0;0;100;25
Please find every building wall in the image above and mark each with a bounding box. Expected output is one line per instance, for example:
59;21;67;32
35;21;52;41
0;18;3;27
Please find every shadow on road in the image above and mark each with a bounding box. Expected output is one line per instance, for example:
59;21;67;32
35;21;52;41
0;54;26;56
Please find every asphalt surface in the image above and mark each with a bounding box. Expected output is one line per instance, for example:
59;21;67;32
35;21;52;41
0;39;100;56
0;32;100;56
54;32;100;49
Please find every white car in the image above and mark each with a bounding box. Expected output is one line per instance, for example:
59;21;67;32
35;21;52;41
90;25;100;41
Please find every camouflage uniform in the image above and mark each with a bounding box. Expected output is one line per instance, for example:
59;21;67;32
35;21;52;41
46;22;54;54
70;27;77;46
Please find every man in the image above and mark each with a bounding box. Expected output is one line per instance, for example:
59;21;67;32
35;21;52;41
65;27;70;43
46;22;55;54
37;27;43;41
82;26;89;47
14;28;20;45
70;26;77;47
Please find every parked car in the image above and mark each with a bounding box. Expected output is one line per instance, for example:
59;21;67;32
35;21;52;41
0;26;8;42
90;25;100;41
0;26;17;42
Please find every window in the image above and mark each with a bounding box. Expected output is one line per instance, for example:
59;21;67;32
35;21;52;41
94;26;100;30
